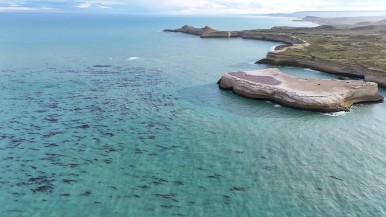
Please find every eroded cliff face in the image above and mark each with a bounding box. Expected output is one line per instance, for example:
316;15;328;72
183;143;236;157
257;52;366;77
164;25;305;43
257;52;386;87
201;31;240;38
164;25;217;36
365;69;386;87
241;31;305;44
164;25;386;87
218;69;383;112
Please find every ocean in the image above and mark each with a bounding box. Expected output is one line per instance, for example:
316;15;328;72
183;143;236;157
1;13;386;217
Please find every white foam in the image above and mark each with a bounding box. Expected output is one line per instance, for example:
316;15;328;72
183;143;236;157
274;104;282;108
270;46;277;51
322;111;348;117
128;57;140;61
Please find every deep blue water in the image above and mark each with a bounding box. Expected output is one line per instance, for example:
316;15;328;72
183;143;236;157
1;13;386;217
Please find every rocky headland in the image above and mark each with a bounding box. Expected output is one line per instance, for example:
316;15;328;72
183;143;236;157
256;53;386;87
164;25;305;43
218;69;383;112
164;25;218;36
164;25;386;87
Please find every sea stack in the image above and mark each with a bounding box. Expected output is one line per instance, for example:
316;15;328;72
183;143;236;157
218;68;383;112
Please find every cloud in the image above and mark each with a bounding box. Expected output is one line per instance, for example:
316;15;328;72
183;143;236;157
0;2;57;11
0;6;35;11
128;0;264;14
0;0;386;14
75;2;113;9
110;0;386;14
75;2;91;8
0;2;59;11
95;4;111;9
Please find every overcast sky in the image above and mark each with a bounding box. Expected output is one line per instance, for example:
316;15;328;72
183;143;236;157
1;0;386;14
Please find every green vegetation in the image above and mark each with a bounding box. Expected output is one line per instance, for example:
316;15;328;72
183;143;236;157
267;25;386;70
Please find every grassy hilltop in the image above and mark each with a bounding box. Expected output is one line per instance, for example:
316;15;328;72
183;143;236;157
165;13;386;84
264;24;386;70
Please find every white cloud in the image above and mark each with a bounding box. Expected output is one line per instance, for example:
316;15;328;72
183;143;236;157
39;6;56;10
74;1;117;9
115;0;385;14
0;6;34;11
75;2;92;8
1;0;386;14
95;4;111;9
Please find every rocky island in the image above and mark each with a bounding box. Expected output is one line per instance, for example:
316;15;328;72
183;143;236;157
218;69;383;112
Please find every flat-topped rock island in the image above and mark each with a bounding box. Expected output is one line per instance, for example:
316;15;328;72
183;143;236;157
218;69;383;112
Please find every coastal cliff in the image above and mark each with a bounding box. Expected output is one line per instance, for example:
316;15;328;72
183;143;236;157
164;25;217;36
218;69;383;112
164;25;386;87
257;52;386;87
240;31;305;44
164;25;305;43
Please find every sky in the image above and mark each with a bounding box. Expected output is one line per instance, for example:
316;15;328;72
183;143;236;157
1;0;386;14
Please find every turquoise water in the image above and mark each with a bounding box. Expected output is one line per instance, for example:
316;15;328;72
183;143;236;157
1;13;386;217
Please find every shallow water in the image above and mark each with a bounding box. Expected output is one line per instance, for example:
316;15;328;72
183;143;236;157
1;13;386;217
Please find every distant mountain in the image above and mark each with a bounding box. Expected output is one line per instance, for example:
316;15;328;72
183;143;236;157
376;19;386;24
302;15;386;25
259;11;386;26
354;19;386;26
264;11;386;18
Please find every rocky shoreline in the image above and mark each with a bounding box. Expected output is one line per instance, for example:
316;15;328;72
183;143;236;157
164;25;305;44
164;25;386;87
218;69;383;112
257;51;386;87
165;25;384;112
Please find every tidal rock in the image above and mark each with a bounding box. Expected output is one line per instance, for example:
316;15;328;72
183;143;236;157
218;68;383;112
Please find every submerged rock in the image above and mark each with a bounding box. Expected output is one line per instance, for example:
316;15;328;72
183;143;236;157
218;68;383;112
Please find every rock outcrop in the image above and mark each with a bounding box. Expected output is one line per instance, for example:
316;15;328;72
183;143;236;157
218;68;383;112
257;52;386;87
163;25;305;43
164;25;386;87
164;25;217;36
240;31;305;44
